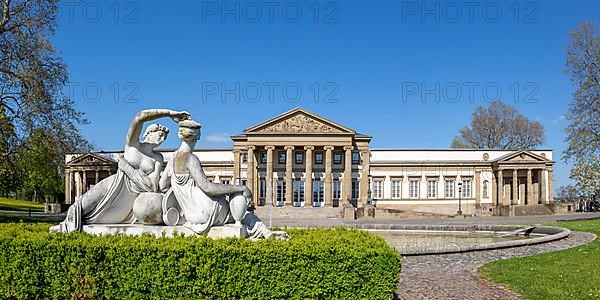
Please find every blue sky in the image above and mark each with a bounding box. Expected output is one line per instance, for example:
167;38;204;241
53;0;600;188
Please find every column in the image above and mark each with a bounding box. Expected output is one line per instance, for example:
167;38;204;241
265;146;275;206
527;168;533;205
497;170;504;206
69;171;75;203
233;149;240;184
324;146;334;207
82;171;87;194
304;146;314;207
491;171;497;206
548;168;554;205
540;169;547;205
533;169;539;205
284;145;294;207
65;170;71;204
359;149;370;206
342;145;353;204
475;170;481;208
95;170;99;185
75;171;82;197
247;146;255;200
512;169;518;206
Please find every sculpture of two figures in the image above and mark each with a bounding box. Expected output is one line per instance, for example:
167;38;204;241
51;109;287;240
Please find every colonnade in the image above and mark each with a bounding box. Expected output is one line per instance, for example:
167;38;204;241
232;144;370;207
493;167;553;206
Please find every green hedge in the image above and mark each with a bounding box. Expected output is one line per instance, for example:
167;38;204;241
0;224;401;300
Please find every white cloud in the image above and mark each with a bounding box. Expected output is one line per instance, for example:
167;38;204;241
204;133;230;143
552;115;566;124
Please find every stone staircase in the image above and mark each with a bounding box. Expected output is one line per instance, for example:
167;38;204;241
373;208;452;219
254;206;344;219
512;205;554;216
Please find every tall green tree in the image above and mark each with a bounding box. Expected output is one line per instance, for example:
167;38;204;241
450;101;545;149
0;0;91;201
564;21;600;201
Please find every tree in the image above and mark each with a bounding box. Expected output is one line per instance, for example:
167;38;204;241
570;156;600;201
556;184;578;202
564;21;600;202
450;101;545;149
0;0;91;201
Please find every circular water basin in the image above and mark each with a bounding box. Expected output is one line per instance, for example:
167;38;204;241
371;230;537;255
354;224;571;255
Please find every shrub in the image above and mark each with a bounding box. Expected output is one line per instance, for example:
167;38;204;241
0;224;401;299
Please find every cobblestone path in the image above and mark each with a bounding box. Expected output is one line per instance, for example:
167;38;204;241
395;231;596;300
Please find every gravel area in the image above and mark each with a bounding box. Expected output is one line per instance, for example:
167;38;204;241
395;231;596;300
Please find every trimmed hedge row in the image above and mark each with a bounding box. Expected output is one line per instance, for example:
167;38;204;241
0;224;401;299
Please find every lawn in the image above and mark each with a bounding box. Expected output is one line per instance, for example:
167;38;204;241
0;197;44;212
480;219;600;299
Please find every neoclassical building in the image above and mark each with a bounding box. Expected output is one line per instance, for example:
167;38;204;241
65;108;555;216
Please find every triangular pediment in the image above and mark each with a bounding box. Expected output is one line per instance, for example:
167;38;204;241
495;150;548;163
244;108;355;135
67;153;117;166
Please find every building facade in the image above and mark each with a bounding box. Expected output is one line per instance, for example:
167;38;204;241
65;108;555;216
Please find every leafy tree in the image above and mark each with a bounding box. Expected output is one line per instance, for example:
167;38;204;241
450;101;545;149
0;0;91;201
564;21;600;201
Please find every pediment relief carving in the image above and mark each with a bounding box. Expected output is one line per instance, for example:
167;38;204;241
506;153;540;162
68;154;117;166
497;151;547;163
256;113;345;134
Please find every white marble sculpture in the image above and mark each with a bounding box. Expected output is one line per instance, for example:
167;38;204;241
159;119;287;239
51;109;287;240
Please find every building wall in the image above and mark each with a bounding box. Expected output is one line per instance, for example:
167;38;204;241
65;109;555;216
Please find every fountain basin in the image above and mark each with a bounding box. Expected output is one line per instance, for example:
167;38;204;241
351;224;571;255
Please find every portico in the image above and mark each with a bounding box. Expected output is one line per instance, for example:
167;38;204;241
230;108;372;208
492;151;554;208
64;153;118;205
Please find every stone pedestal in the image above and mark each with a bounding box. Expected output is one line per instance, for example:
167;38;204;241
82;224;196;237
207;224;247;239
44;203;63;214
343;205;356;220
364;204;376;218
81;224;248;239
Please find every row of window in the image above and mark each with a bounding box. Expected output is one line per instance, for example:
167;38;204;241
259;178;361;201
372;179;473;199
242;151;362;165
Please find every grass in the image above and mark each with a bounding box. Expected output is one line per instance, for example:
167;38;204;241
0;197;45;212
480;219;600;299
0;214;62;224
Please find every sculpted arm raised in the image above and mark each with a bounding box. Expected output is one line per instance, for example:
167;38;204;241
125;109;190;146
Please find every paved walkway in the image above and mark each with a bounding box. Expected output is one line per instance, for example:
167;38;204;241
395;231;596;300
263;212;600;228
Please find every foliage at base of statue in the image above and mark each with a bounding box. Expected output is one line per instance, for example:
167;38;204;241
0;225;401;300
